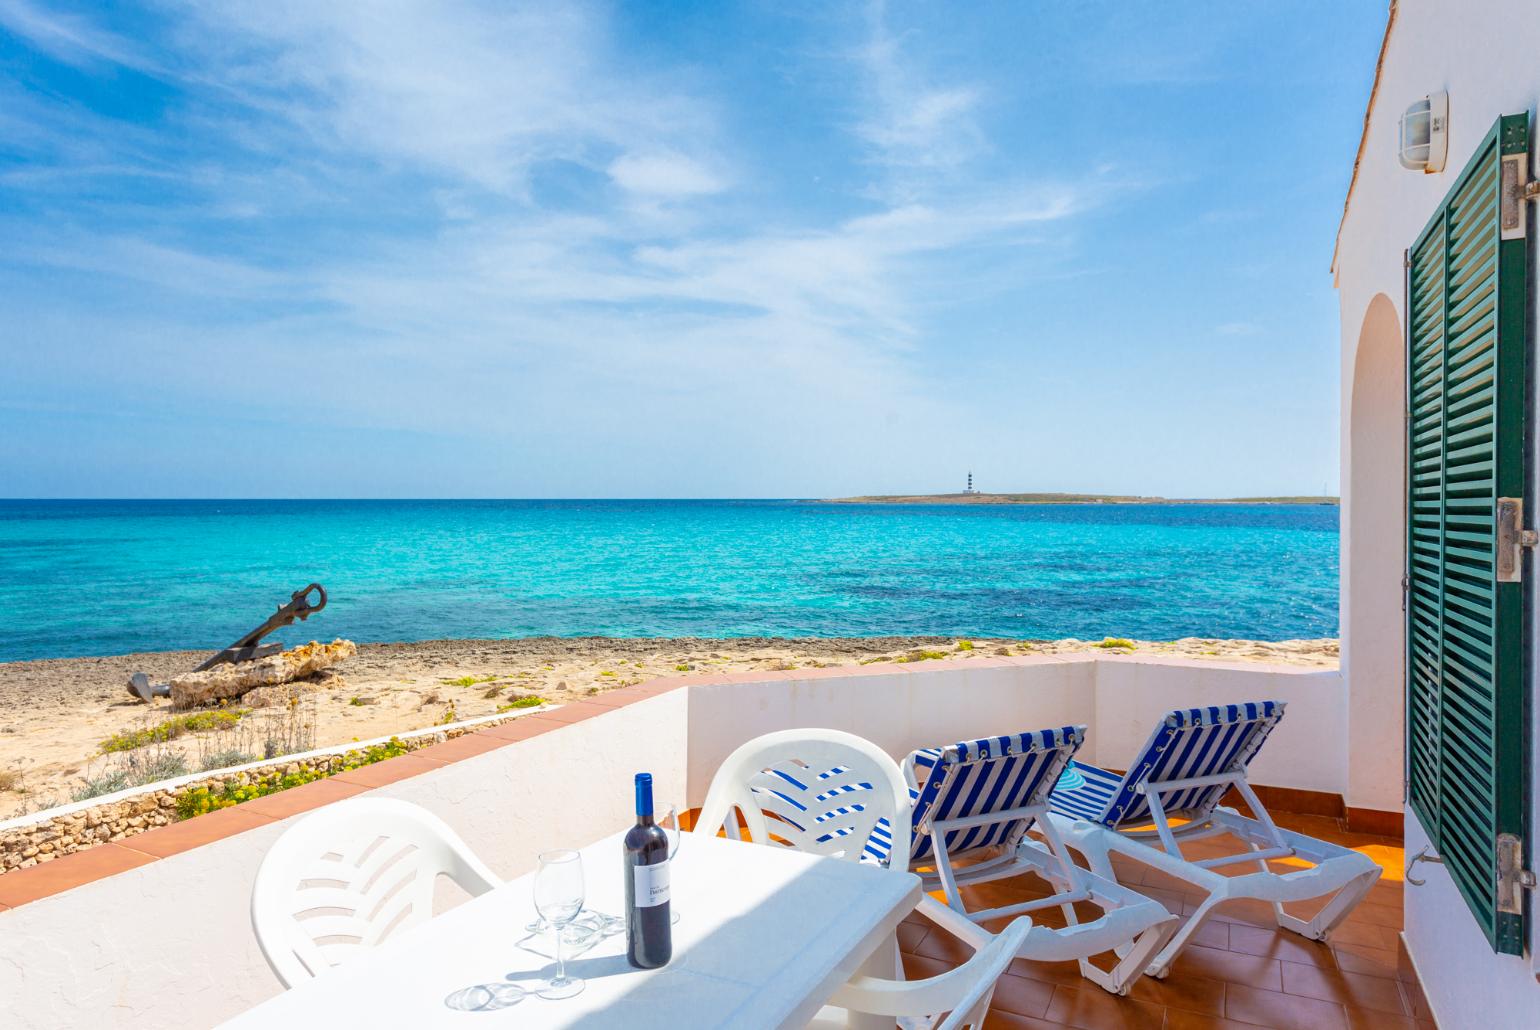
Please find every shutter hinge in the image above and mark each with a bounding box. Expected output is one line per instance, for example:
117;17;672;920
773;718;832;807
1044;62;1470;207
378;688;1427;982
1523;181;1540;201
1495;498;1536;582
1400;573;1409;613
1497;833;1536;915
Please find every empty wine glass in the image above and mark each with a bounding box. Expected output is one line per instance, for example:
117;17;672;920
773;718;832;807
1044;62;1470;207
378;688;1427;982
533;850;585;1000
659;805;682;926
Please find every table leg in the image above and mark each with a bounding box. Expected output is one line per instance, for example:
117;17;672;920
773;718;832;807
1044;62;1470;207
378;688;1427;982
844;929;901;1030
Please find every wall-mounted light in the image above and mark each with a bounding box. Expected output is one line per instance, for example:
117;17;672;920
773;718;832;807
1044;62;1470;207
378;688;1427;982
1399;91;1449;173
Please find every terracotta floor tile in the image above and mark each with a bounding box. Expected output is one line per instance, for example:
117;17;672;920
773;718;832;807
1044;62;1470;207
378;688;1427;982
987;972;1057;1018
1344;1008;1421;1030
1280;961;1408;1016
0;844;156;907
1127;967;1225;1015
1366;881;1403;908
1164;1011;1258;1030
1329;943;1402;981
115;806;274;859
238;776;369;820
1224;984;1349;1030
1227;924;1339;968
914;923;976;964
1007;957;1086;987
895;920;929;953
1202;897;1288;929
983;1010;1062;1029
1322;919;1397;951
1043;984;1165;1029
1400;977;1432;1020
1339;900;1401;931
1184;916;1234;950
901;952;954;980
1132;883;1189;914
1168;944;1284;993
331;753;446;789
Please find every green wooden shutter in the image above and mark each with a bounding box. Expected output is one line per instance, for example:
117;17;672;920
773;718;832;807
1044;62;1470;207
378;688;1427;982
1405;113;1529;955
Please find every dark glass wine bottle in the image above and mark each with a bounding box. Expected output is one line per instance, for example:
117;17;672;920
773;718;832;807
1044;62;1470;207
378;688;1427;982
623;772;672;969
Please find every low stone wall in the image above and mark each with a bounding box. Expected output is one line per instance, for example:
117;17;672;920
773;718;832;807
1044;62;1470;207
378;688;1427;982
0;709;545;873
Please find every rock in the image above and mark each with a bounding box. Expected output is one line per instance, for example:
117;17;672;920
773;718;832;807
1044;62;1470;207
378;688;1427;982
169;639;357;709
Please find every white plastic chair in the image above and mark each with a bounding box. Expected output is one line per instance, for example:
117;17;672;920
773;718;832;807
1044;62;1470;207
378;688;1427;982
810;906;1034;1030
696;727;913;864
250;797;501;987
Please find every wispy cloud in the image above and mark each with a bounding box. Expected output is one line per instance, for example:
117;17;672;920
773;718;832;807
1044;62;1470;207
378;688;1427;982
852;0;985;181
0;0;1125;495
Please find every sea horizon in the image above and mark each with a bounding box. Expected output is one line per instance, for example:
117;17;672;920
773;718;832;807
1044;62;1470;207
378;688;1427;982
0;498;1338;662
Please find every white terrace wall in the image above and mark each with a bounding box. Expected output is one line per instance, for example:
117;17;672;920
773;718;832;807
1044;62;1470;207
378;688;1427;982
685;656;1346;808
1334;1;1540;1021
2;658;1344;1029
0;691;689;1030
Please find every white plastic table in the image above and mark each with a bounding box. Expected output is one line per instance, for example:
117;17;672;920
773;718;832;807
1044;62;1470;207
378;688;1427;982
223;830;921;1029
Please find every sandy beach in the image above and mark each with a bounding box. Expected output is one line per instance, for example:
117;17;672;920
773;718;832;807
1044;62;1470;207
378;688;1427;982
0;635;1337;821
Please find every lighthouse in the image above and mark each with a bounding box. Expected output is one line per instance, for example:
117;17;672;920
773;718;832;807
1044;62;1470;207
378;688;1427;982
966;471;975;495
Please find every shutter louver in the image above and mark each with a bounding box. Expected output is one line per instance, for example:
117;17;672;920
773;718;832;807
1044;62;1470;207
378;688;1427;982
1404;113;1528;956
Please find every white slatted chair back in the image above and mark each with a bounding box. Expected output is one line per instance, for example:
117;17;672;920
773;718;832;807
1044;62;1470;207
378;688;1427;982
251;798;500;987
696;728;911;865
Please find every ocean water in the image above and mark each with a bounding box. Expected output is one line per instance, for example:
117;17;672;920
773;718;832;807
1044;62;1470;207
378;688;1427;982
0;500;1338;662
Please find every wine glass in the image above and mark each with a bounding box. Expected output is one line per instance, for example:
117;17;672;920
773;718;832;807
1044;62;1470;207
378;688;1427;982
659;804;682;926
533;850;585;1000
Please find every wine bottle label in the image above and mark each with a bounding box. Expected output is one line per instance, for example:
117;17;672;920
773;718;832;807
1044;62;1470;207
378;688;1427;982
632;859;671;908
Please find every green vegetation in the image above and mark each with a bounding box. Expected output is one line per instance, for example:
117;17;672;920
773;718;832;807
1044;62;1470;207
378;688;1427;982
955;640;975;651
675;664;691;672
497;696;547;713
438;704;458;725
598;670;616;677
894;649;950;663
1095;638;1136;650
176;738;412;819
73;750;190;802
443;674;499;688
199;749;256;771
99;710;245;754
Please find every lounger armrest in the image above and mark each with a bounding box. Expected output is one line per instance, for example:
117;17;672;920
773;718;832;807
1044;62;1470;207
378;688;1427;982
1014;894;1174;963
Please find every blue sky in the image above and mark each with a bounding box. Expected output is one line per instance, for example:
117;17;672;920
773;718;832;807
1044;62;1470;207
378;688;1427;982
0;1;1387;499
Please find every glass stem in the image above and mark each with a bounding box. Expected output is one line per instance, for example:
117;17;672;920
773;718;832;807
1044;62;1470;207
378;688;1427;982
554;924;566;984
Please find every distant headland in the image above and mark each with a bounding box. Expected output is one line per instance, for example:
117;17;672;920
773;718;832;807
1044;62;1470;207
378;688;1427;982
818;493;1339;505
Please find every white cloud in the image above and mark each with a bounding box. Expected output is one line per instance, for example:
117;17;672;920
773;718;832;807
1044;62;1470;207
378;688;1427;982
0;0;155;70
853;0;985;175
0;0;1118;495
608;151;725;197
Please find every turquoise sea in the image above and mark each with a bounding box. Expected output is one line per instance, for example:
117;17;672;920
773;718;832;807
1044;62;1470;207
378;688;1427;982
0;500;1338;662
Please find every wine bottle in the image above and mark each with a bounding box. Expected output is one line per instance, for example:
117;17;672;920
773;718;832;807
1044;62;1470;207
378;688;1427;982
623;772;672;969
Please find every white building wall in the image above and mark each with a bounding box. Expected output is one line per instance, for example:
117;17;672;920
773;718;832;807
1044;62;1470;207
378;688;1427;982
1335;0;1540;1019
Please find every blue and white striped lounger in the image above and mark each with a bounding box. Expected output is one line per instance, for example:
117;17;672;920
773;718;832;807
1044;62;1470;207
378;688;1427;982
875;728;1176;996
1046;701;1383;979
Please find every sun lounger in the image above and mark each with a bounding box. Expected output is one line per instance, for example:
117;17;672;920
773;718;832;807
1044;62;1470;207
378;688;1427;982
1046;701;1383;978
862;727;1177;995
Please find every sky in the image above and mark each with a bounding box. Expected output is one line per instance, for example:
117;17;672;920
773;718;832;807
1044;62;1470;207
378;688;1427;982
0;1;1389;499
